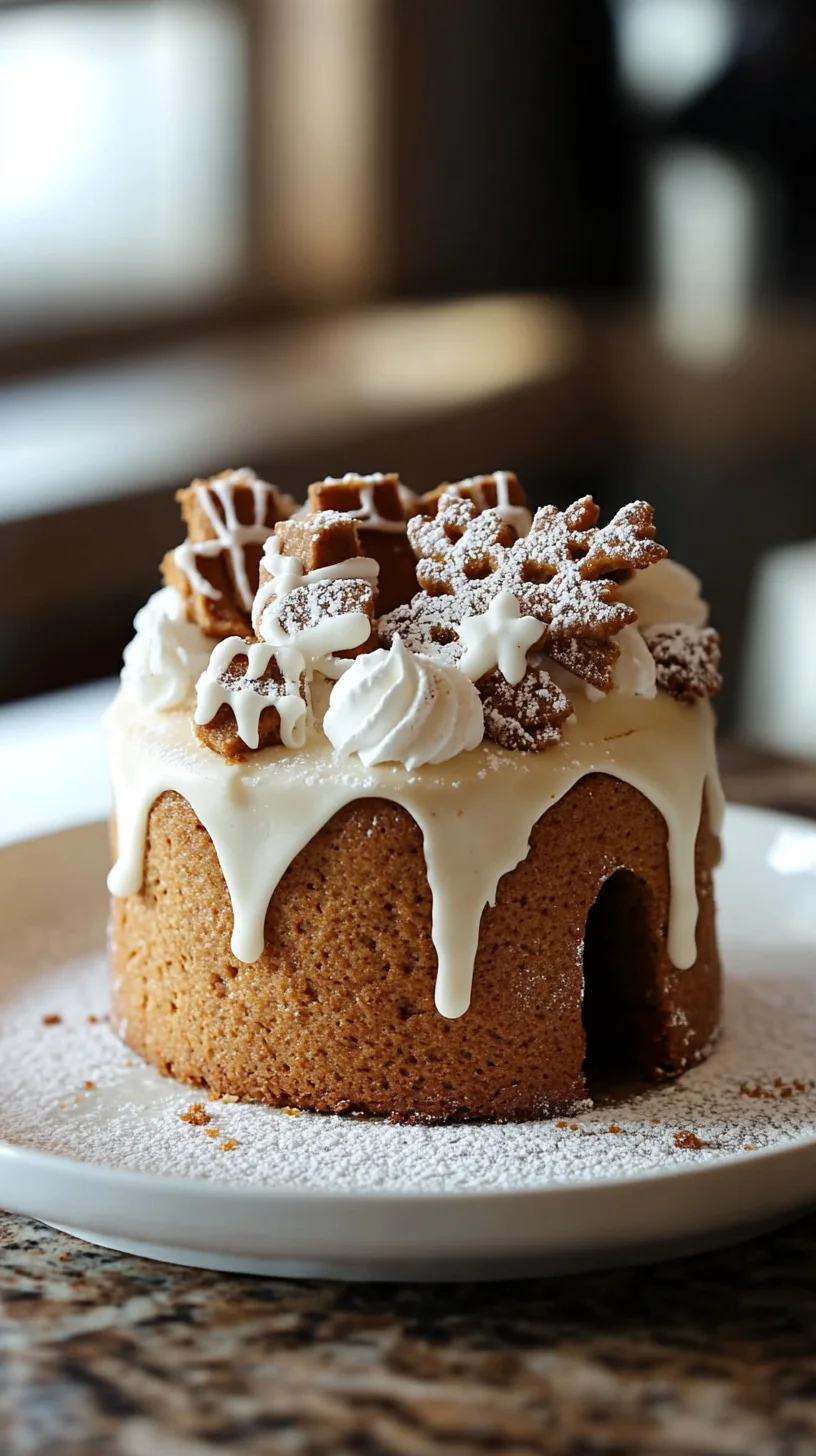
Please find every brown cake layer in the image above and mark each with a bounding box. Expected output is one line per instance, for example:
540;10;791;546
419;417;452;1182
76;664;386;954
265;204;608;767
110;775;721;1122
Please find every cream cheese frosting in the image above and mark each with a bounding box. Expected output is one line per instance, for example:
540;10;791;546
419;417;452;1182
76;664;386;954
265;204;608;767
106;684;724;1020
617;558;708;629
121;588;212;712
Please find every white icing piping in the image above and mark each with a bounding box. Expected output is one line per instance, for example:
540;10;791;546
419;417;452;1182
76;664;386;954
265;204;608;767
194;638;307;750
261;608;373;662
323;473;389;483
173;470;274;614
251;538;380;640
108;690;723;1020
320;476;408;534
456;589;542;685
459;471;533;537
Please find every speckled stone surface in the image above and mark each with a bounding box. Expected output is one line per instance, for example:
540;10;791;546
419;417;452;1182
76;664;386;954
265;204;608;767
3;1214;816;1454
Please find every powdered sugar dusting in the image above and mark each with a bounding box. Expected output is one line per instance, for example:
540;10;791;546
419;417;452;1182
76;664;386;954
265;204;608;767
2;922;815;1193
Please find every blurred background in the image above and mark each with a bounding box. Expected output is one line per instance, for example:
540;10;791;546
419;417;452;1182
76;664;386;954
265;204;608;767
1;0;815;806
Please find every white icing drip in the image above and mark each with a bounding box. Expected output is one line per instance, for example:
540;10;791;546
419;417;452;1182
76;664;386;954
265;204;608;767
108;689;723;1019
173;469;277;614
251;537;379;643
120;588;211;712
459;471;533;537
323;636;484;769
194;637;308;750
455;590;542;685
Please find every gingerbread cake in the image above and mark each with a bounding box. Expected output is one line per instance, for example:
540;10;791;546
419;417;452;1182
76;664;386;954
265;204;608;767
107;466;724;1121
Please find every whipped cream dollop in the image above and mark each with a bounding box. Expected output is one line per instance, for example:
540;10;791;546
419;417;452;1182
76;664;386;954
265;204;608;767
121;588;212;711
323;635;484;769
618;558;708;629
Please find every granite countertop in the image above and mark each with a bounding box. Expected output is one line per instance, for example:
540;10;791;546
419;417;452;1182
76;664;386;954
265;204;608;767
3;1212;816;1455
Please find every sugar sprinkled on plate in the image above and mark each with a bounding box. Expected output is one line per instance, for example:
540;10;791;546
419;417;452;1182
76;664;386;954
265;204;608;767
1;922;815;1194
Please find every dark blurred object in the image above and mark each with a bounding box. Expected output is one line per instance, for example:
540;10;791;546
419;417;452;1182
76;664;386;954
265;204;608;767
392;0;633;295
720;738;816;821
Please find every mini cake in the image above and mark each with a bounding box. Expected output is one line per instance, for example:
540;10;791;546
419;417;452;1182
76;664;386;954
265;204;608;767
108;465;724;1122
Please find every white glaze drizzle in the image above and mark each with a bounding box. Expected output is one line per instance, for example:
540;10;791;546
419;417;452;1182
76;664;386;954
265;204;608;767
107;688;724;1020
173;469;279;614
320;475;408;534
459;471;533;537
251;537;380;644
194;638;308;750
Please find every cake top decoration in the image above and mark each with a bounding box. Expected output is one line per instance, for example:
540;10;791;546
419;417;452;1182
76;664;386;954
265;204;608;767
308;473;417;534
420;470;531;537
642;624;723;703
323;635;484;770
479;663;573;752
305;473;420;615
125;467;721;764
410;492;665;638
194;638;308;760
454;590;543;685
165;467;294;637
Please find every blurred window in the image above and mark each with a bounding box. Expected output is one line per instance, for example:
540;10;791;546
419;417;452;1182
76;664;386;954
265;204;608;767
0;0;247;339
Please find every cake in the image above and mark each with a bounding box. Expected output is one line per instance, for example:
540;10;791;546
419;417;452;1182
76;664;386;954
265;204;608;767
107;466;724;1122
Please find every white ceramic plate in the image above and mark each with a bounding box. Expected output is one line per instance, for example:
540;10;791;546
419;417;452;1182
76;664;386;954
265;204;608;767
0;806;815;1281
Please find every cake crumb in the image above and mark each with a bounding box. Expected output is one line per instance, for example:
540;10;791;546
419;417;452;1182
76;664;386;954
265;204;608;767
219;1094;240;1104
608;1124;622;1135
219;1138;239;1151
83;1080;96;1090
204;1128;220;1139
674;1129;707;1150
180;1103;211;1126
556;1120;568;1129
58;1253;71;1262
42;1015;61;1026
570;1122;579;1131
86;1015;99;1024
744;1143;756;1151
283;1107;301;1117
